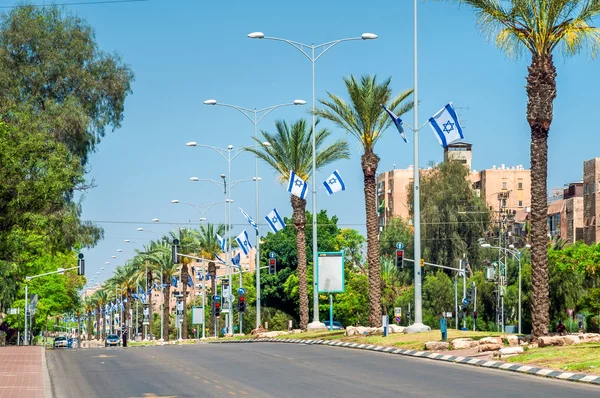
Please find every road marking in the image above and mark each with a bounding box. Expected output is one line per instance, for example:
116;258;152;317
185;372;191;375
203;380;210;384
239;392;248;395
215;385;223;389
93;354;116;358
127;394;177;398
193;376;199;379
228;392;236;396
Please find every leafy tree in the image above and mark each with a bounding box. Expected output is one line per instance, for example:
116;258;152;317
246;119;349;328
0;5;134;164
448;0;600;339
409;160;490;269
315;75;413;326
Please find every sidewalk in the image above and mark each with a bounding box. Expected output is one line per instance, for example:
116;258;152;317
0;346;47;398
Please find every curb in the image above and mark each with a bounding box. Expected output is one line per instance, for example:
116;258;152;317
41;346;53;398
209;337;600;386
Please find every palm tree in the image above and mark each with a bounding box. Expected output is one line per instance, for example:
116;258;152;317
84;296;95;340
450;0;600;339
94;289;108;339
147;241;180;341
169;228;201;339
314;75;413;326
246;118;350;328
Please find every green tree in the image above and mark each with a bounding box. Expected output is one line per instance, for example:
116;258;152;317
409;160;490;269
246;119;349;328
449;0;600;339
0;5;134;164
315;75;413;326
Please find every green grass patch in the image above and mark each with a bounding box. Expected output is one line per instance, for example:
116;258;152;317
507;343;600;375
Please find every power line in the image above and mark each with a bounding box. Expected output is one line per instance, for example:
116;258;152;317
0;0;149;8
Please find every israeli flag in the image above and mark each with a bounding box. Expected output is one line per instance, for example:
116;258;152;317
287;170;308;200
215;233;226;251
236;230;253;256
428;102;464;148
187;274;193;287
131;293;138;300
231;252;241;269
322;170;346;195
239;207;259;233
213;253;226;264
381;104;408;143
265;208;286;233
171;275;178;288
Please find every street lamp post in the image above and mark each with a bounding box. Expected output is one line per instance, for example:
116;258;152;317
248;31;377;329
203;98;305;329
137;227;165;340
186;142;255;334
481;243;530;334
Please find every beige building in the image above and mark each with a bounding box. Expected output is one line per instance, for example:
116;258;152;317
377;142;532;228
584;158;600;244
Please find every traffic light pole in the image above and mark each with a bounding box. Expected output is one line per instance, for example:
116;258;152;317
462;259;467;330
473;286;477;331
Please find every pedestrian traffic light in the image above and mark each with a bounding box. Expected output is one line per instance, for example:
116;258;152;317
238;295;246;312
396;250;404;271
269;258;276;274
452;310;456;318
473;311;478;319
77;253;85;276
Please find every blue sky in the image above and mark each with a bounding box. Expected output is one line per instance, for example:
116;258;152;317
18;0;598;284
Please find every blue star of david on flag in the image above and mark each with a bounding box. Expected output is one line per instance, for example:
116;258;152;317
323;170;346;195
265;208;286;233
235;229;253;256
428;102;464;148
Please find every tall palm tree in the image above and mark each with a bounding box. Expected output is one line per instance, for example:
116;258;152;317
169;228;201;339
314;75;413;326
449;0;600;339
147;241;180;341
94;289;108;339
246;118;350;329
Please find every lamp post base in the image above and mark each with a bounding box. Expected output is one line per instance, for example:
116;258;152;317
404;322;431;333
306;321;328;331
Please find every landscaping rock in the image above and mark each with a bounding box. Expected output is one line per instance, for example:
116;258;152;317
579;333;600;343
505;335;519;346
425;341;449;351
564;335;580;345
499;346;523;356
451;338;478;350
478;343;502;352
389;325;405;334
257;331;289;338
479;337;502;345
538;336;566;347
355;326;370;335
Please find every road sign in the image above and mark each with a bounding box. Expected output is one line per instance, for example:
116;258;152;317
462;297;468;306
238;287;246;296
269;252;276;259
394;307;402;317
214;295;221;302
396;242;404;250
395;316;401;323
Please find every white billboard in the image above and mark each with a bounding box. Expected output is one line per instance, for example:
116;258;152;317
317;252;345;293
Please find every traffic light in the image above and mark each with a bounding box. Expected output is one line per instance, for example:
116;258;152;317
467;288;474;303
473;311;478;320
172;238;180;264
396;250;404;271
269;258;276;274
77;253;85;276
214;301;221;318
452;310;456;318
238;295;246;312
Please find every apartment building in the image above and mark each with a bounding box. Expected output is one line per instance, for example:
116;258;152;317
584;158;600;244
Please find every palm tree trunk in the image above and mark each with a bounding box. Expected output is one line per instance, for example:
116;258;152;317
147;269;153;339
526;54;556;339
163;282;171;341
291;195;309;329
181;264;189;339
362;149;382;327
95;309;100;340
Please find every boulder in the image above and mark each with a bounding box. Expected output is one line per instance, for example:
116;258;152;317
389;325;405;334
564;335;580;345
345;327;356;336
505;335;519;346
257;331;290;338
251;326;268;336
538;336;566;347
425;341;450;351
579;333;600;343
355;326;371;336
291;329;304;334
451;338;478;350
479;337;503;345
499;346;524;356
478;343;502;352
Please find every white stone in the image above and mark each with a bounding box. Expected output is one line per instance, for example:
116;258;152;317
479;337;503;345
425;341;449;351
478;343;502;352
499;346;524;355
451;338;478;350
389;325;405;334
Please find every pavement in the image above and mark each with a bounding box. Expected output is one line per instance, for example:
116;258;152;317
0;346;50;398
46;343;600;398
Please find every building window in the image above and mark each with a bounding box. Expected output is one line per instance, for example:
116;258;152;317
502;181;507;190
518;200;523;207
518;182;523;190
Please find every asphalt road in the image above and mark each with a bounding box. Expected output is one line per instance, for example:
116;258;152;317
47;342;600;398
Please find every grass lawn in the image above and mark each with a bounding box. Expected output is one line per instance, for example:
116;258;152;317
271;329;501;351
507;343;600;375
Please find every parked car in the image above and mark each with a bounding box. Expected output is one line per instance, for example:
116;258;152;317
105;334;121;347
323;321;344;330
68;338;79;348
54;336;69;348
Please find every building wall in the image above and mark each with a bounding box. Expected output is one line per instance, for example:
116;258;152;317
377;168;416;226
565;197;584;243
583;158;600;244
471;166;531;212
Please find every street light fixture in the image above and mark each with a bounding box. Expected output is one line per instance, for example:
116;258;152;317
249;31;377;330
152;218;159;223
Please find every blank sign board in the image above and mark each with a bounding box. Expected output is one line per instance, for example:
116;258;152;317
317;252;345;293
